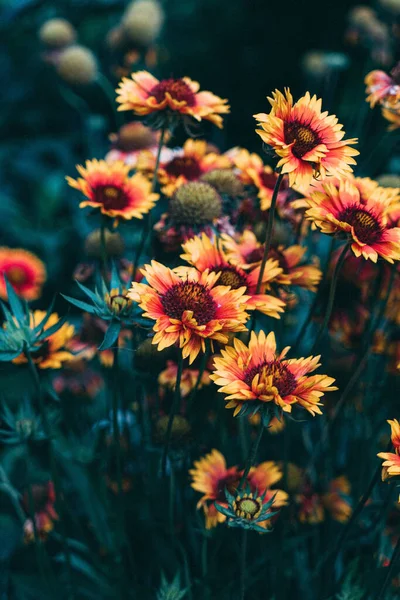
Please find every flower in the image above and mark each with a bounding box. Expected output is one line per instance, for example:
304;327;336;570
378;419;400;482
189;449;286;529
121;0;164;46
293;472;352;524
66;159;158;224
116;70;230;128
215;486;281;533
201;169;244;197
0;248;46;301
210;330;337;418
39;18;76;48
254;89;358;191
12;311;75;369
57;46;98;85
221;230;322;291
365;65;400;109
158;359;210;398
84;229;125;258
179;232;285;317
128;261;249;363
23;482;58;543
301;178;400;263
382;107;400;130
322;476;352;523
229;147;286;210
152;139;231;197
169;181;222;227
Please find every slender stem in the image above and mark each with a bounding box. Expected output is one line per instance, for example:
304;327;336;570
161;352;184;476
310;242;349;353
377;532;400;599
27;485;55;597
112;342;124;532
100;218;107;277
25;348;75;600
132;124;167;281
255;173;284;295
240;529;248;600
188;343;209;404
239;418;264;488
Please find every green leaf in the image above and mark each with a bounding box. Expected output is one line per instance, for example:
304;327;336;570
4;276;26;323
98;321;121;351
61;294;96;314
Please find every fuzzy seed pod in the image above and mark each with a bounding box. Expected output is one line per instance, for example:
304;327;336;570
39;18;76;48
201;169;244;196
122;0;164;46
57;45;98;85
84;230;125;258
170;182;222;226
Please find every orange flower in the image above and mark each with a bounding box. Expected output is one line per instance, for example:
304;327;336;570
139;139;232;197
302;178;400;263
189;449;287;529
66;159;158;224
221;230;322;291
179;232;285;318
128;261;249;364
158;359;210;398
254;89;358;191
382;107;400;131
365;67;400;109
0;248;46;301
378;419;400;482
228;147;284;210
116;70;230;128
23;482;58;543
210;330;337;417
322;476;352;523
12;311;75;369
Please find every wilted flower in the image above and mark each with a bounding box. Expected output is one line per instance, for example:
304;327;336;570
294;474;352;524
0;248;46;301
382;106;400;130
106;122;162;166
116;70;230;129
128;261;249;363
38;18;76;48
158;359;210;398
66;159;159;225
211;330;337;418
378;419;400;484
179;232;285;317
57;46;98;85
23;482;58;543
254;89;358;191
365;64;400;109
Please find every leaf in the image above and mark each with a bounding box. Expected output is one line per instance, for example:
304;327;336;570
0;348;23;361
75;280;103;307
98;321;121;351
60;294;96;314
4;276;26;323
35;316;67;342
33;297;56;334
0;515;22;560
110;262;120;290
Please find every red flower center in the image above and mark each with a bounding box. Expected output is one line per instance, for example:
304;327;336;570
164;156;203;180
338;205;383;243
212;265;248;290
245;247;264;264
284;121;320;158
94;185;130;211
161;281;217;325
244;360;297;397
151;78;196;107
6;265;28;286
216;473;241;501
260;171;278;190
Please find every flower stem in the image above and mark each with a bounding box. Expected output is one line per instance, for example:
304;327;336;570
100;217;107;277
25;348;75;600
377;534;400;600
188;342;209;404
161;352;183;476
255;172;284;295
240;529;248;600
132;124;167;281
27;484;56;597
239;417;264;488
310;242;349;353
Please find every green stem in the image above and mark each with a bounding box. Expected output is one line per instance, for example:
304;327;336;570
112;342;123;534
310;242;349;353
100;218;107;277
161;352;184;476
377;527;400;599
240;529;248;600
239;418;264;488
132;124;167;281
25;348;75;600
188;343;209;405
255;172;284;295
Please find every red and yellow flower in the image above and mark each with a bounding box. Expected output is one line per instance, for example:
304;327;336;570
116;70;230;128
138;139;231;197
128;261;250;364
23;482;58;543
66;159;158;224
302;178;400;263
158;359;210;398
254;89;358;191
189;449;287;529
210;330;337;417
12;311;75;369
365;67;400;109
322;476;353;523
382;107;400;131
378;419;400;482
179;232;285;318
221;230;322;291
0;248;46;301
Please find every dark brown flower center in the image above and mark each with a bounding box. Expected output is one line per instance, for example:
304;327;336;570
216;474;241;501
268;247;289;271
244;360;297;396
151;78;196;107
160;281;217;325
94;185;130;211
245;247;264;264
6;266;28;285
284;121;320;158
164;156;202;180
212;265;248;290
260;171;278;190
338;205;382;243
